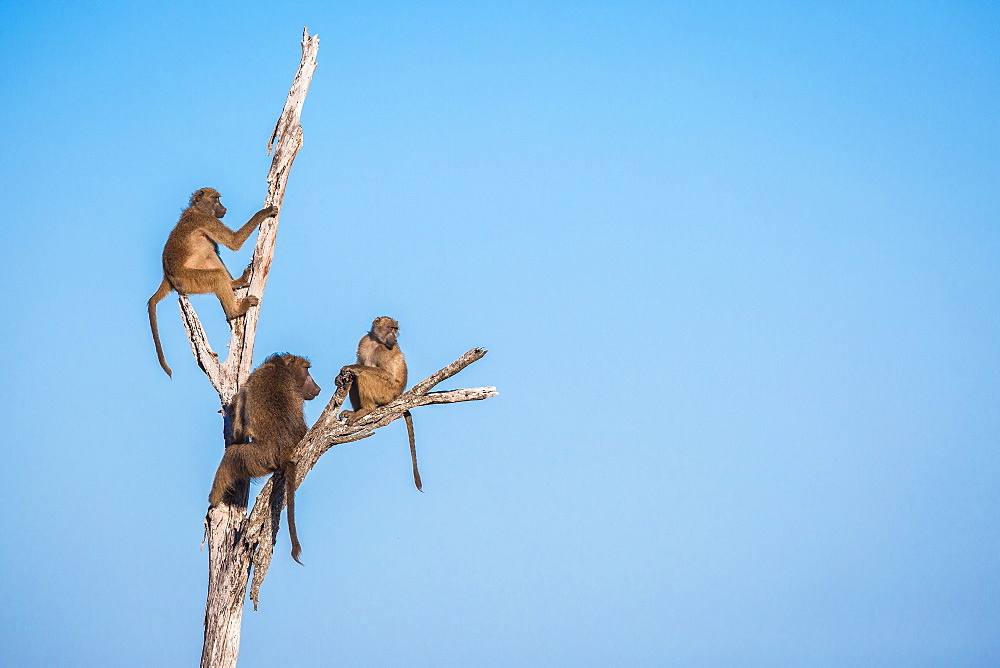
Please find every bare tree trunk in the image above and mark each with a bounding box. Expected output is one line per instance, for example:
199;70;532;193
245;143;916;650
196;28;320;668
182;28;498;668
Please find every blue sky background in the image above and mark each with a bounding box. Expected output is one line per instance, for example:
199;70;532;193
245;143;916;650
1;1;997;665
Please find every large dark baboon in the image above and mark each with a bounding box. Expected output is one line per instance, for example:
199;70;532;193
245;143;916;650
339;317;422;491
209;354;321;564
147;188;278;376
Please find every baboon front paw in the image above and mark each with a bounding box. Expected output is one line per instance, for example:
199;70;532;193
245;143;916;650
335;368;355;388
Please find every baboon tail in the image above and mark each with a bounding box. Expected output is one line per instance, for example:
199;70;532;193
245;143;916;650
286;463;304;565
404;410;423;492
148;278;174;377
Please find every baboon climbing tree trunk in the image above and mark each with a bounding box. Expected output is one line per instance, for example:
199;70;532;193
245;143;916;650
177;30;497;668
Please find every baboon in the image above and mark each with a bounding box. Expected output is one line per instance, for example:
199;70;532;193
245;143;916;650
147;188;278;376
209;354;321;564
339;317;423;491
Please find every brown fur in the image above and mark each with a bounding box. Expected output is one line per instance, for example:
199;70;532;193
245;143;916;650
147;188;278;376
209;354;321;564
339;317;423;491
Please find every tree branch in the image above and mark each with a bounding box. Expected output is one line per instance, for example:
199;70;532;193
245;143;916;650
178;297;223;388
245;349;497;607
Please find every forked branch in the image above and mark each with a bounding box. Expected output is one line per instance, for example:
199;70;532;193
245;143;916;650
182;26;319;406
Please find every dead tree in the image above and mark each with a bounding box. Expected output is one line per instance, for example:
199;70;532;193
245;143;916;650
172;29;497;668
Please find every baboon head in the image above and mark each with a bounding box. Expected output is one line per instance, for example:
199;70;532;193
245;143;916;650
268;353;322;400
370;316;400;350
189;187;227;218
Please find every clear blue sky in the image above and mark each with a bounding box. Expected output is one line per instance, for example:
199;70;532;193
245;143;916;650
1;1;997;665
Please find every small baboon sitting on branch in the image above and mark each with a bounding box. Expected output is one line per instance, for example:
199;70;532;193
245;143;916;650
339;316;423;491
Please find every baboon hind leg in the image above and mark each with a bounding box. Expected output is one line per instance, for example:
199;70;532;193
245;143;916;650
209;443;275;505
231;264;253;289
211;275;258;320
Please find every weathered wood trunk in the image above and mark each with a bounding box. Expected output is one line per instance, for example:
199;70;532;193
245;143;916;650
180;28;498;668
196;28;320;668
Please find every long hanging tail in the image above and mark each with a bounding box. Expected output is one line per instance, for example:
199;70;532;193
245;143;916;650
285;462;304;565
147;278;174;377
404;410;423;492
